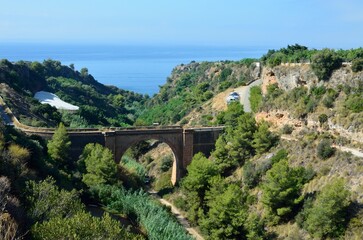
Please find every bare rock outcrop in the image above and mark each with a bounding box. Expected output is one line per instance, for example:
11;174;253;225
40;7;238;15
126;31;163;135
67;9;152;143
262;64;316;92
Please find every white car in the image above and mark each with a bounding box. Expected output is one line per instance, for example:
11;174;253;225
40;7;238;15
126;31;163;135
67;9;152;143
226;91;240;104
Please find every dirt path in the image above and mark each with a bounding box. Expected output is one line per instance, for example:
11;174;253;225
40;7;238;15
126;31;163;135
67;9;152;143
281;135;363;158
332;145;363;158
149;191;204;240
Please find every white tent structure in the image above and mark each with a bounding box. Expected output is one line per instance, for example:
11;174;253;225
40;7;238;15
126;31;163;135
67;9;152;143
34;91;79;112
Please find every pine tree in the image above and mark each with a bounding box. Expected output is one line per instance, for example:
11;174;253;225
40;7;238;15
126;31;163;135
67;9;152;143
304;178;351;238
181;153;219;224
262;160;308;222
182;152;219;194
81;143;119;188
47;123;71;166
216;101;244;127
226;113;256;165
201;180;248;239
252;121;279;154
213;113;257;174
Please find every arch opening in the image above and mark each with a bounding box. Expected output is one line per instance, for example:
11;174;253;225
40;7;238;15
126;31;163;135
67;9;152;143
117;138;180;191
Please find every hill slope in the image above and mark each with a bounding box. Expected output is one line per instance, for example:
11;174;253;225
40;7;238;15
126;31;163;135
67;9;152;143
144;45;363;239
0;59;147;127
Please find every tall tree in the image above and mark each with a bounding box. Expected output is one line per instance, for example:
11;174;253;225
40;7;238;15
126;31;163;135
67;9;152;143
252;121;279;154
47;123;71;166
182;152;219;195
80;143;119;188
304;178;351;239
227;113;256;166
216;101;245;127
213;113;257;174
181;153;219;224
201;180;248;239
262;160;309;222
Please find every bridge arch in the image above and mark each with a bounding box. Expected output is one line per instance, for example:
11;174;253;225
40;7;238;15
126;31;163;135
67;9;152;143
103;128;184;184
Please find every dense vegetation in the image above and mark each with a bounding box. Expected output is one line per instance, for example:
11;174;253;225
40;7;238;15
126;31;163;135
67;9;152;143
0;121;191;239
136;59;258;125
169;102;360;239
0;59;146;127
261;82;363;132
261;44;363;66
261;44;363;81
1;45;362;239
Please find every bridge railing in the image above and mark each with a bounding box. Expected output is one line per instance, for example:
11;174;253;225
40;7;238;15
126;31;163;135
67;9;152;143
106;125;182;131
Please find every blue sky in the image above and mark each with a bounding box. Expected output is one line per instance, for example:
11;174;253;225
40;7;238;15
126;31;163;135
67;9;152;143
1;0;363;48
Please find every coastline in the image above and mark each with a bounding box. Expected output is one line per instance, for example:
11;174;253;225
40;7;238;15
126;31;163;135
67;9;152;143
0;44;266;95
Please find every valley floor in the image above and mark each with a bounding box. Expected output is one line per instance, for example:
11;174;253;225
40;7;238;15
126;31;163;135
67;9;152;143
148;190;204;240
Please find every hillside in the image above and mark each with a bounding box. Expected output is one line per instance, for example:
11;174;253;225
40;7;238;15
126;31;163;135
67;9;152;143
0;59;147;128
179;62;363;144
1;45;363;239
136;45;363;239
136;59;260;125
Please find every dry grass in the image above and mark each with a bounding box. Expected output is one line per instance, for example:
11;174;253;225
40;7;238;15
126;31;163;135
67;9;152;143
279;137;363;204
271;222;311;240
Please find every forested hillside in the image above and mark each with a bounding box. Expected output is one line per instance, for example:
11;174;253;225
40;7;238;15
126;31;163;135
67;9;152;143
138;45;363;239
136;59;260;125
0;59;147;127
0;45;362;239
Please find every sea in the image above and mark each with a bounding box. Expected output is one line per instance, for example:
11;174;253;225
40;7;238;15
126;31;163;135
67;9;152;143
0;44;267;95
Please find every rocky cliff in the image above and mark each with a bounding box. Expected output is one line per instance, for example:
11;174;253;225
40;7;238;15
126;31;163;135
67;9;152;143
261;63;363;92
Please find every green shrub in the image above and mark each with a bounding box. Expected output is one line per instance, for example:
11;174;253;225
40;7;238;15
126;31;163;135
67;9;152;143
153;171;173;193
243;161;259;188
26;177;84;222
8;144;30;162
249;86;263;112
243;159;272;189
219;81;232;91
121;155;147;179
173;196;188;211
160;155;174;172
270;149;288;165
352;58;363;72
317;139;335;159
322;95;334;108
32;211;140;240
311;49;342;80
266;83;283;100
281;124;294;134
310;85;326;98
318;114;328;126
219;68;233;82
303;178;351;239
345;94;363;113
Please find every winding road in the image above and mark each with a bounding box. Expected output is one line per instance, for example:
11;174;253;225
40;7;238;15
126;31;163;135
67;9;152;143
233;79;262;112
